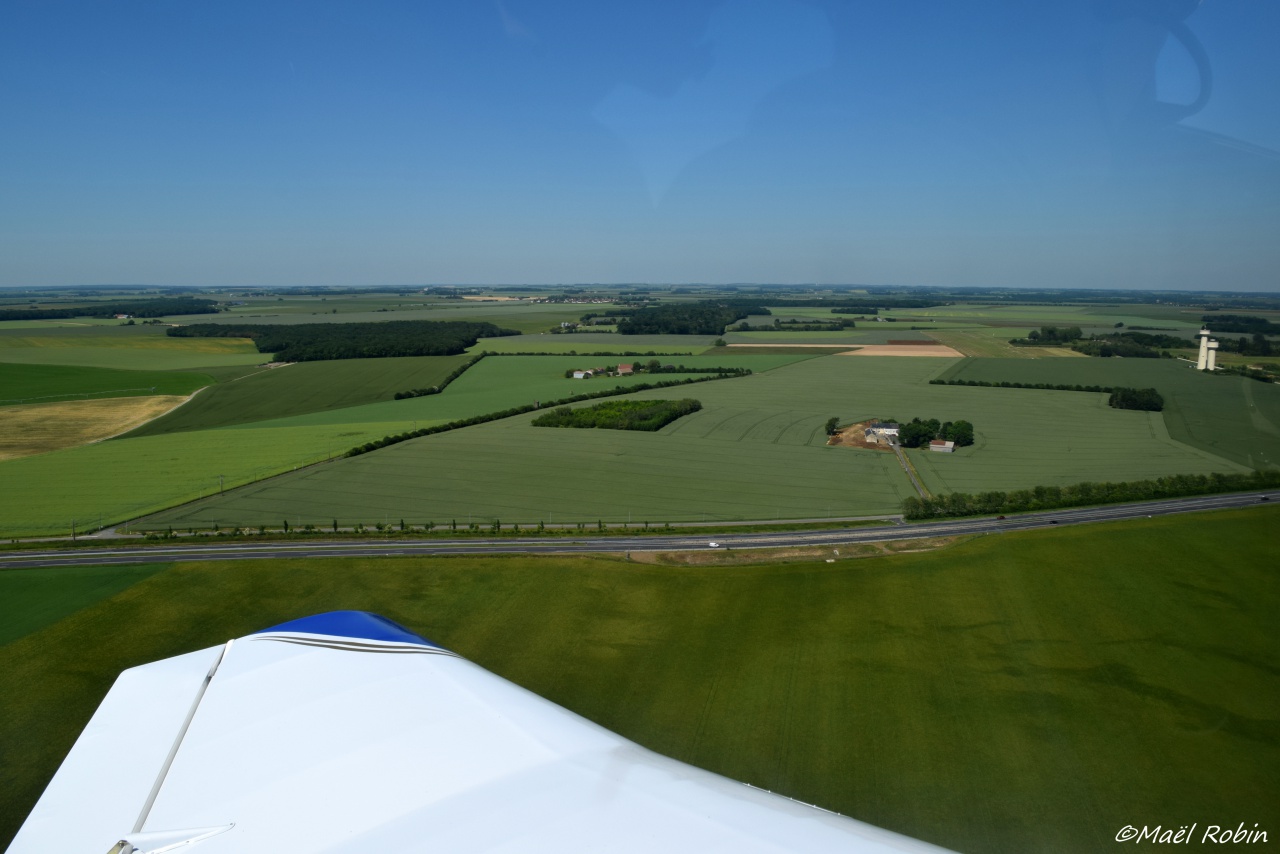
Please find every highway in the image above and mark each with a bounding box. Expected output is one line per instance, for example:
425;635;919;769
1;491;1271;570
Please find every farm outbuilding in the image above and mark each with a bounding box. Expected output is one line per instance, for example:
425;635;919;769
929;439;955;453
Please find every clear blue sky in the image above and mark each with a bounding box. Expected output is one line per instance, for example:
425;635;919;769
2;0;1277;290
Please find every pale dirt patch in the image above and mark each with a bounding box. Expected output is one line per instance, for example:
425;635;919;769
628;536;964;566
835;344;965;357
0;395;192;460
826;420;895;452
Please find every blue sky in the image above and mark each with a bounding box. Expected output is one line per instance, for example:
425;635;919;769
1;0;1277;290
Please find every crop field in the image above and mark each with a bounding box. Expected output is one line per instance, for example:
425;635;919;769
924;327;1085;358
0;326;263;370
0;363;211;405
938;358;1280;470
180;300;601;334
229;354;806;430
127;354;473;435
725;328;930;345
0;421;397;536
464;332;719;354
143;415;913;528
143;354;1247;528
4;507;1277;853
0;396;192;461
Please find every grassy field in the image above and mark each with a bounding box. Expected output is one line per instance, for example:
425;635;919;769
0;421;398;536
0;396;192;460
3;507;1276;853
0;563;165;645
0;356;807;536
0;326;263;370
924;327;1086;358
938;358;1280;470
0;363;211;406
227;354;808;430
127;354;473;435
179;299;614;334
143;355;1245;529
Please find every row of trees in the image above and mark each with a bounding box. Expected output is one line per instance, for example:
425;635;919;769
733;318;856;332
1013;326;1083;345
928;378;1165;411
394;354;485;399
902;470;1280;520
347;371;749;457
562;362;751;378
1203;314;1280;335
532;399;702;431
170;320;518;361
892;418;975;448
0;296;218;321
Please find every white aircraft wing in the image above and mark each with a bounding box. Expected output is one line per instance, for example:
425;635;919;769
7;611;955;854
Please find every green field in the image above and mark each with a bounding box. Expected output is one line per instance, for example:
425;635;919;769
464;332;719;354
0;363;212;406
0;563;166;645
0;422;397;536
225;354;808;430
0;326;263;370
143;355;1246;529
3;507;1277;853
938;358;1280;470
178;298;615;334
127;354;472;435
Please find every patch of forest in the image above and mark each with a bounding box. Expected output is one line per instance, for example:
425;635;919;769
168;320;518;361
531;399;702;431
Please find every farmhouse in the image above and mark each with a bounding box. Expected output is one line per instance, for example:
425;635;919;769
868;422;899;438
617;363;634;375
929;439;956;453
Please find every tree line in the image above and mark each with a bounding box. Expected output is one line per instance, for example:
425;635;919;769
1202;314;1280;335
888;417;975;448
929;378;1165;411
394;354;485;399
0;297;219;321
532;398;702;431
902;470;1280;520
169;320;518;361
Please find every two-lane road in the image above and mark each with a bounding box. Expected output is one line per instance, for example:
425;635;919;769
0;492;1271;570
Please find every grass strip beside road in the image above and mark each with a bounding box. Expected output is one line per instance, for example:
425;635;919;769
1;506;1275;852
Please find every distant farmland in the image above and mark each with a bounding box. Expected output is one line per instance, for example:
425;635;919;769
142;355;1246;530
938;358;1280;470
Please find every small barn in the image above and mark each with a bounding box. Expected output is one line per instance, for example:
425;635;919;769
617;363;634;375
929;439;955;453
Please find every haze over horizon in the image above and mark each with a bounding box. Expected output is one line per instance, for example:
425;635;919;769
3;1;1278;291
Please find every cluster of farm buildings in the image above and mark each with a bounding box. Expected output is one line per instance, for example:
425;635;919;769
863;421;956;453
571;363;635;379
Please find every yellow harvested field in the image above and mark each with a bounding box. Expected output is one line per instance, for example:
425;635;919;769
0;395;192;460
836;344;965;357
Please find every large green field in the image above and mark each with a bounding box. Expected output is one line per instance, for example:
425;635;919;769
0;363;212;406
465;332;720;354
127;354;473;435
3;507;1276;853
225;353;809;430
143;354;1245;529
0;422;396;536
0;325;263;370
938;358;1280;470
